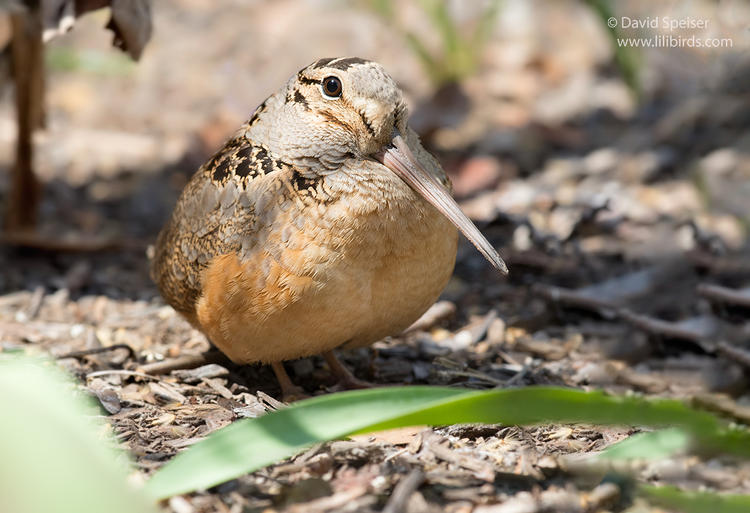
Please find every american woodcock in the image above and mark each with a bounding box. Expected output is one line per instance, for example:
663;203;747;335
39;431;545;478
151;57;507;399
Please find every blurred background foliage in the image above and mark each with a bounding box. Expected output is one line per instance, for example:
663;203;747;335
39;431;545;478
363;0;504;86
363;0;640;96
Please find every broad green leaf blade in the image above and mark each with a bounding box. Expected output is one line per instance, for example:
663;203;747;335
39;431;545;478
640;485;750;513
146;386;748;500
145;386;473;499
351;387;722;436
0;358;158;513
598;428;690;461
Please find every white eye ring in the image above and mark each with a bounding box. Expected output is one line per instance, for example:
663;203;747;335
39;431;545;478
321;76;343;99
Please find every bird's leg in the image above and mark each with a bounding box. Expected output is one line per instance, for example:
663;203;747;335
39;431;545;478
323;351;372;390
270;361;308;402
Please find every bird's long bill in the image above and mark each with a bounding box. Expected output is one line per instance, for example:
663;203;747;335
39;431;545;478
378;131;508;275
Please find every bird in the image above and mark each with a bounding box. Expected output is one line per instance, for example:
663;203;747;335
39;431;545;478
151;57;507;400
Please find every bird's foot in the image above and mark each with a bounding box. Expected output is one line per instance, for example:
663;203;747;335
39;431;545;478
323;351;373;390
281;385;310;403
271;361;309;402
335;374;373;390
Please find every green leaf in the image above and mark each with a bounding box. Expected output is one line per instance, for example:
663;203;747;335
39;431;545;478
145;386;472;499
403;32;443;84
364;0;393;19
0;357;158;513
583;0;641;98
364;0;502;86
598;428;691;461
420;0;460;60
640;485;750;513
145;386;749;500
46;47;135;75
472;0;503;50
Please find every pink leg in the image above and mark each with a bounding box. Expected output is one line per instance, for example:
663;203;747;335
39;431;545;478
323;351;372;389
270;361;308;402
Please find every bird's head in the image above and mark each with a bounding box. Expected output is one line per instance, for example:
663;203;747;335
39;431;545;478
244;57;507;274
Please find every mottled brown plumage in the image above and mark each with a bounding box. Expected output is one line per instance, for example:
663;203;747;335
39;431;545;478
151;57;506;398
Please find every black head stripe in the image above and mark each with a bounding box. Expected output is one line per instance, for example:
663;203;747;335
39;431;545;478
297;73;319;86
327;57;369;71
312;57;336;69
292;89;309;109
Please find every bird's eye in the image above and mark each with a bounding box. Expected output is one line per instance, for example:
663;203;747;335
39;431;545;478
321;76;342;99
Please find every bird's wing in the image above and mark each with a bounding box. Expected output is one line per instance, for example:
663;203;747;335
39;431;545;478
150;135;290;317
